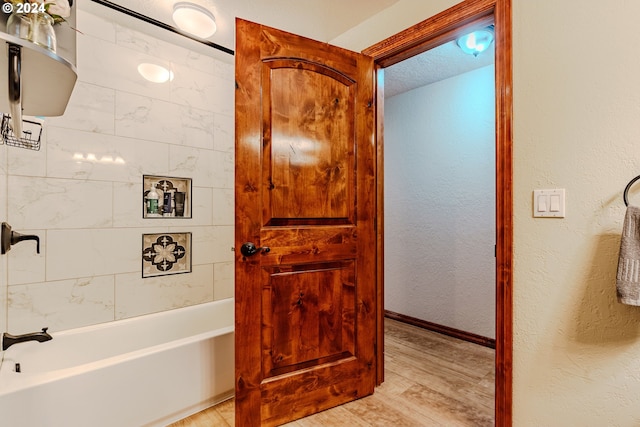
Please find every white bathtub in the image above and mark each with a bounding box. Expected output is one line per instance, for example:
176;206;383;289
0;298;235;427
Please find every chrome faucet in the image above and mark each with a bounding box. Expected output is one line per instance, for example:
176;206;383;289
2;327;52;351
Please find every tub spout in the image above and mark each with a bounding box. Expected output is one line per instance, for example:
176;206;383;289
2;327;52;351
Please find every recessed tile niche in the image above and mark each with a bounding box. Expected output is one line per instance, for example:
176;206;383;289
143;175;192;218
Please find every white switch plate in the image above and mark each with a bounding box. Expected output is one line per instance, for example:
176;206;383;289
533;189;565;218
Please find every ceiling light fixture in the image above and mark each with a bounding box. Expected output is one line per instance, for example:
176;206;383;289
137;63;175;83
172;2;217;39
456;27;494;57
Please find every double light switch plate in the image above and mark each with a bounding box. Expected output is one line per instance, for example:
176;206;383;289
533;189;565;218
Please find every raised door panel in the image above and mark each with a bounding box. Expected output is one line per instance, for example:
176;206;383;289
263;59;356;225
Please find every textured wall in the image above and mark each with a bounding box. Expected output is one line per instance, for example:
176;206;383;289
0;6;235;336
333;0;640;424
511;1;640;425
384;65;496;338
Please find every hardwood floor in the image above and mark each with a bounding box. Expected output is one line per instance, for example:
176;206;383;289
169;318;495;427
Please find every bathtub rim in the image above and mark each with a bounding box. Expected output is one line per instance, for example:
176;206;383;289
0;299;234;396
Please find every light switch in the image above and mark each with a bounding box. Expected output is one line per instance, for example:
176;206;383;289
537;195;548;212
533;189;565;218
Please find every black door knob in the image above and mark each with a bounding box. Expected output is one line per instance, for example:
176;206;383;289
240;242;270;257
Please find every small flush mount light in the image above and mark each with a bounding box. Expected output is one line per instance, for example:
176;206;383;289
172;2;217;38
138;63;175;83
456;27;494;57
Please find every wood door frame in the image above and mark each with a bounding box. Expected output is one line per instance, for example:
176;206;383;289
363;0;513;425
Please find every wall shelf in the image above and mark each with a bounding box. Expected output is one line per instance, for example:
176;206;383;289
0;33;77;117
143;175;192;218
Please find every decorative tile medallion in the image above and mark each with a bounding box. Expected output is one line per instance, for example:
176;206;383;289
142;232;192;278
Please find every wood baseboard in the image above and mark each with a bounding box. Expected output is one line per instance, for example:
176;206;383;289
384;310;496;349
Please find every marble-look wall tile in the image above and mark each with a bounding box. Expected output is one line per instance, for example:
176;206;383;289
115;25;216;76
170;62;218;111
212;188;234;226
78;35;172;103
214;262;234;301
177;106;215;150
0;256;6;336
114;91;180;142
115;92;214;149
115;264;214;319
46;228;156;281
77;9;116;43
213;113;234;153
7;132;47;177
210;77;235;117
0;143;7;175
212;60;234;82
191;187;214;226
210;226;234;263
212;150;235;189
8;275;115;334
47;127;170;182
46;82;116;134
112;182;144;226
169;225;216;266
8;176;113;229
8;229;45;285
113;184;212;227
0;144;7;204
168;145;214;187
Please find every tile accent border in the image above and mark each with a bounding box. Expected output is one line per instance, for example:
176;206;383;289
142;232;192;278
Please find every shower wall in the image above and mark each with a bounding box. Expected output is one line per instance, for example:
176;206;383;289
0;6;235;335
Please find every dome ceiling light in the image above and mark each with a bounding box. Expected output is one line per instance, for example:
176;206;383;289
456;27;494;57
172;2;217;39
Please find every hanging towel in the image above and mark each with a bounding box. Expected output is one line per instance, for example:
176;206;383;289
617;205;640;305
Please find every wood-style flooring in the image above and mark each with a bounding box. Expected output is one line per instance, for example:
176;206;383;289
169;318;495;427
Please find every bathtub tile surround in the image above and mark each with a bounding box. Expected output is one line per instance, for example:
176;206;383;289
8;276;115;333
8;175;113;229
142;232;192;277
2;6;235;335
115;265;214;319
46;82;116;134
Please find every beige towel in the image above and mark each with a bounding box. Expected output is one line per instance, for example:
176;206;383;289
617;205;640;305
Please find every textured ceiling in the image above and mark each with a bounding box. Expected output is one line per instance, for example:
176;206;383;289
384;39;495;98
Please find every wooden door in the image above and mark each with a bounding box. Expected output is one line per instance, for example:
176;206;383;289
235;19;377;426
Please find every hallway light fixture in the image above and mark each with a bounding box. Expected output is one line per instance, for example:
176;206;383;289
456;27;494;57
172;2;217;38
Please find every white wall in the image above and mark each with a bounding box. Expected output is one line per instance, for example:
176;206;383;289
384;65;495;339
333;0;640;425
0;6;235;336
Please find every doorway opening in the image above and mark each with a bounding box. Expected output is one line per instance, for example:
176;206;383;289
382;23;496;421
364;0;512;425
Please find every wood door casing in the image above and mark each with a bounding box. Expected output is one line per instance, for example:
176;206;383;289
235;19;376;427
363;0;513;424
